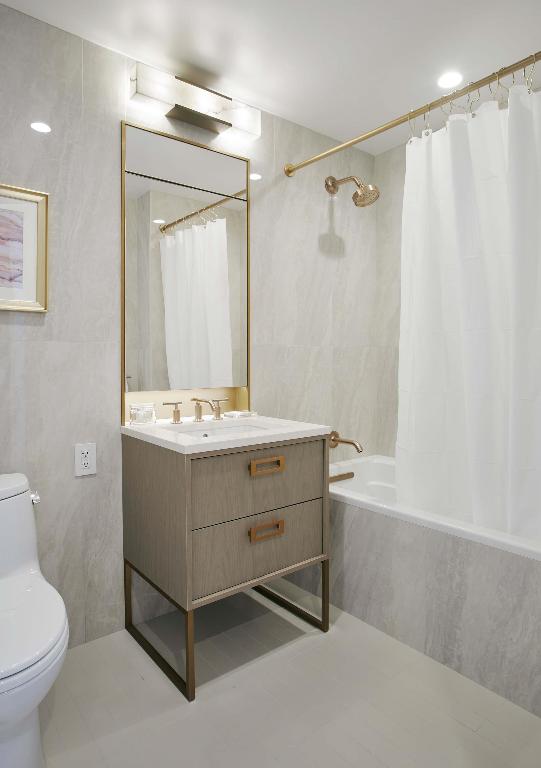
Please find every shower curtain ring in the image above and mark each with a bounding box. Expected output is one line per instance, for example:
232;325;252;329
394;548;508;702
527;53;536;93
468;87;481;116
423;108;431;137
441;100;453;118
407;111;416;143
497;70;509;96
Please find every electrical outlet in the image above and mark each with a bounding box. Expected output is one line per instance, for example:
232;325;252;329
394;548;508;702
74;443;96;477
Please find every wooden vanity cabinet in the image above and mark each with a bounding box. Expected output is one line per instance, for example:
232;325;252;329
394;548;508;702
122;434;330;700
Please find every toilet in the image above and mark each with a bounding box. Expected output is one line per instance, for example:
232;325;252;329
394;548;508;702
0;474;69;768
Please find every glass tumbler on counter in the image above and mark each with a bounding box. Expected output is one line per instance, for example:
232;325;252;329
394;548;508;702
129;403;156;425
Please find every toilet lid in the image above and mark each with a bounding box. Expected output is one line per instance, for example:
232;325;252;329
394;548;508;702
0;573;67;680
0;473;29;501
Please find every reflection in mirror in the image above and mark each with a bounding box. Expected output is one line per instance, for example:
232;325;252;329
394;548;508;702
123;126;248;398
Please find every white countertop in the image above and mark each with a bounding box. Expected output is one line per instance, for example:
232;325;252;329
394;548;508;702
121;415;331;455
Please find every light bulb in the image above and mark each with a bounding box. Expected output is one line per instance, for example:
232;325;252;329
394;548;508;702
437;71;463;90
30;122;51;133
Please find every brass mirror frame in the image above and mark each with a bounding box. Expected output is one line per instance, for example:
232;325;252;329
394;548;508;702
120;121;250;424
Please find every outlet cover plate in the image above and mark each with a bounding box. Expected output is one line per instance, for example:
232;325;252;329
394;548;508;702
75;442;96;476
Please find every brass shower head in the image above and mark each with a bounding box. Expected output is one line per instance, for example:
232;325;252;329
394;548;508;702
353;184;379;207
324;175;380;207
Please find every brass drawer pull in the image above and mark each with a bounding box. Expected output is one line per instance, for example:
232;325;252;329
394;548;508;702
249;455;285;477
248;519;285;543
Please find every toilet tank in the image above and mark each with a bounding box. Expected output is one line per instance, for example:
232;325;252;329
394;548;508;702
0;474;40;578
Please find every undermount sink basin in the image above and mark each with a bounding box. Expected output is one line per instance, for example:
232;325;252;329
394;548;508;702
162;418;264;433
162;420;265;440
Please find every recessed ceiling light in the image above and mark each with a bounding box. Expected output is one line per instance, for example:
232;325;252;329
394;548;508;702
152;219;165;224
437;71;463;90
30;121;51;133
249;173;262;181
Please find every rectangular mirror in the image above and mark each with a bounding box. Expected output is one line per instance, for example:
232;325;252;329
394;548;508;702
121;124;249;422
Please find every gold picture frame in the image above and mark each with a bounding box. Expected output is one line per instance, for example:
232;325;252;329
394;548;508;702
0;183;48;312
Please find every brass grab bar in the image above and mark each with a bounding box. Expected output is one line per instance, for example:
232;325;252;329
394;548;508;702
329;472;354;484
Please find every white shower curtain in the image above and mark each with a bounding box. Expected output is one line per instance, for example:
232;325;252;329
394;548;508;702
396;85;541;538
160;217;233;389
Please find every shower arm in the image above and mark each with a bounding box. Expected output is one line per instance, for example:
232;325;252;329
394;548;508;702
334;176;362;189
284;49;540;177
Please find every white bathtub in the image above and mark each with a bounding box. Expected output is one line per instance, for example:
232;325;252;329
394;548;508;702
330;455;541;562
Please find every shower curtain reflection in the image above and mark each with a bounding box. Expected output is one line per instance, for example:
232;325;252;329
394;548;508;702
396;85;541;538
160;217;233;389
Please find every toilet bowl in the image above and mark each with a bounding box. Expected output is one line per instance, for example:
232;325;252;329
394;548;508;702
0;474;69;768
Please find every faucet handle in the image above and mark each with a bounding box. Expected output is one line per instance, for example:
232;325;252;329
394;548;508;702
163;401;182;424
191;397;206;422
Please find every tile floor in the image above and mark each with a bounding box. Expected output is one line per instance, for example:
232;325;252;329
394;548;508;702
41;581;541;768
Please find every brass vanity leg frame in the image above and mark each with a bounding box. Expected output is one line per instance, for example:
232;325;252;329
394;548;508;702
253;559;330;632
123;560;196;702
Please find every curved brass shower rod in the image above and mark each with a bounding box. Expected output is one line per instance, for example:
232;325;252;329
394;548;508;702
284;50;540;177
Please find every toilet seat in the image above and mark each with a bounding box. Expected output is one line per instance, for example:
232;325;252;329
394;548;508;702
0;573;68;689
0;620;69;695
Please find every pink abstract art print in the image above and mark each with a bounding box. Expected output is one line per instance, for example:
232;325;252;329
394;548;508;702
0;209;24;288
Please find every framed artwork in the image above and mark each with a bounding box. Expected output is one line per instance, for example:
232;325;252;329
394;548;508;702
0;183;48;312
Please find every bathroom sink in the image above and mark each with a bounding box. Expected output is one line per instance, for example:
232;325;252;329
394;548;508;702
121;415;330;454
162;419;265;434
162;419;265;440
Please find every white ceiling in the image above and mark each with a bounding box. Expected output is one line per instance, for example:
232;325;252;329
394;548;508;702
5;0;541;154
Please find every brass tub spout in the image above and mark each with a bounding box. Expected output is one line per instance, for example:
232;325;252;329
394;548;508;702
329;430;363;453
329;430;363;484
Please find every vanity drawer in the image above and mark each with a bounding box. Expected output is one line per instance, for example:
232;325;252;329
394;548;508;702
191;439;324;529
192;499;323;599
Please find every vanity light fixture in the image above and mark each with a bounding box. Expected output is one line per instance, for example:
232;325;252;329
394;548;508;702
30;121;51;133
249;173;262;181
129;63;261;138
152;218;166;224
437;71;463;89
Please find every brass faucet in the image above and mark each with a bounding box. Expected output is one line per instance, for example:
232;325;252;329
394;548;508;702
191;397;229;421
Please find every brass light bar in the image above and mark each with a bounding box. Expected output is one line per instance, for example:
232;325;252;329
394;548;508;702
284;51;539;176
159;189;246;233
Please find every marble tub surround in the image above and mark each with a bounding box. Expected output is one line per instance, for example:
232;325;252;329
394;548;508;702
292;498;541;717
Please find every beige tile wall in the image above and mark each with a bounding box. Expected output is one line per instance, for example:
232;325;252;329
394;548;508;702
0;7;127;645
0;4;402;644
